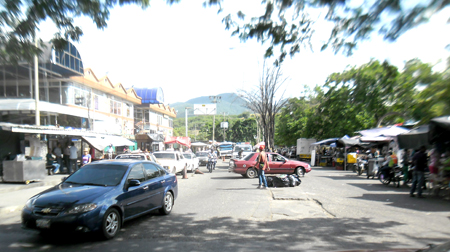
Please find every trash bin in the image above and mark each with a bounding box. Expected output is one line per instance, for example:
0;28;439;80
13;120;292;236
367;158;384;179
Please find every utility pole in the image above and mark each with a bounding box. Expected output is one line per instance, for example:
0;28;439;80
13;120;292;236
222;112;228;142
34;36;40;126
185;107;191;137
209;96;221;144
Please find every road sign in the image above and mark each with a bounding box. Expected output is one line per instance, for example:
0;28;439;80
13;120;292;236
220;122;228;129
194;104;216;115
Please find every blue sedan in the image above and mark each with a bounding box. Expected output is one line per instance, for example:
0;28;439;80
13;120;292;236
22;159;178;239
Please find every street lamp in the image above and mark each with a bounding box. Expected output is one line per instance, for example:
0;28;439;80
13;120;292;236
185;107;191;137
209;96;221;144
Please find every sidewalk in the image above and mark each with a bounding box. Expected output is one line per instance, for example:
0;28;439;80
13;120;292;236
0;174;65;216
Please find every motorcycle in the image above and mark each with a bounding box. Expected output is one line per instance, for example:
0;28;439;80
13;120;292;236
356;158;368;176
378;165;402;187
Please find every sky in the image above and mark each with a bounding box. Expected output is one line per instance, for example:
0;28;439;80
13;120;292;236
37;0;450;105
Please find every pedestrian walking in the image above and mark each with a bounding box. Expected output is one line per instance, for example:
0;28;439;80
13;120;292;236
410;146;428;198
52;143;63;169
46;147;60;175
108;144;114;159
254;145;270;189
82;148;91;166
69;142;78;174
402;149;411;185
63;143;71;173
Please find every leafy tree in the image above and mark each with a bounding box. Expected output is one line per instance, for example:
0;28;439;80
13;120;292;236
275;85;316;146
0;0;149;64
412;58;450;123
301;60;406;139
205;0;450;64
229;118;257;144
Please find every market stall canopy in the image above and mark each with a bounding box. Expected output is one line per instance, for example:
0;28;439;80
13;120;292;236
397;125;430;150
311;138;339;146
358;126;409;137
359;136;393;142
429;116;450;145
336;138;363;148
191;142;208;147
164;136;191;147
330;135;350;147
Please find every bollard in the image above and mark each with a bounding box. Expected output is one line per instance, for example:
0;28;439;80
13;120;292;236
182;166;188;179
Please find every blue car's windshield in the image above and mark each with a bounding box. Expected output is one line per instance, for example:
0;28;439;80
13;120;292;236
65;164;128;186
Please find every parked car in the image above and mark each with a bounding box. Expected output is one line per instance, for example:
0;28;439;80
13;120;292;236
196;151;209;166
182;153;199;172
229;152;311;178
21;159;178;239
115;152;161;165
153;151;187;174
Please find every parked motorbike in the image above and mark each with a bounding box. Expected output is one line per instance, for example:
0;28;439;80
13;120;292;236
378;165;402;187
356;158;368;176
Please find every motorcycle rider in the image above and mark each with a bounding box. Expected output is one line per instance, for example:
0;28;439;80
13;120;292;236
207;148;217;171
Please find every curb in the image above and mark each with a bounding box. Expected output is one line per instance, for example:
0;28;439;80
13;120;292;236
0;179;61;194
270;188;309;201
0;205;23;216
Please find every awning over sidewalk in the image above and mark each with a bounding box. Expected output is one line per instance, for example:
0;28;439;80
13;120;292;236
164;136;191;147
82;135;135;151
148;133;164;142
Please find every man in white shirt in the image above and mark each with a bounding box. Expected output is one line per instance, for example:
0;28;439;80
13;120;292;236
108;144;114;159
69;142;78;174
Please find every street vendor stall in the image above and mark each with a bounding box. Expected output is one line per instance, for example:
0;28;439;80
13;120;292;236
428;116;450;198
336;138;370;171
311;138;339;167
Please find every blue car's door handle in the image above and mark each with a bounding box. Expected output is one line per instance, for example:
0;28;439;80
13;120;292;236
143;186;148;190
160;180;165;184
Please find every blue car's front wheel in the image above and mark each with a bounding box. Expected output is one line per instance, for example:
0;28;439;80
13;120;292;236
101;208;121;240
159;191;174;215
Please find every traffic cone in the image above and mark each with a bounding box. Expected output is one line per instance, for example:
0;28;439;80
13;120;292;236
182;166;188;179
195;169;204;174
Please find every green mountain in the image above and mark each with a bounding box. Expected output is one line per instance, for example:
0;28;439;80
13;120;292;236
170;93;249;118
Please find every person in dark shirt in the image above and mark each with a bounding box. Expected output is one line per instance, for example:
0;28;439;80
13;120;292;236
46;147;60;175
410;146;428;198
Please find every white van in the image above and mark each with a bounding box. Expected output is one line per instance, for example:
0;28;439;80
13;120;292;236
232;144;253;159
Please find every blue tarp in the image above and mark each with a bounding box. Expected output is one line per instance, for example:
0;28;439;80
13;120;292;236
311;138;339;146
134;87;164;104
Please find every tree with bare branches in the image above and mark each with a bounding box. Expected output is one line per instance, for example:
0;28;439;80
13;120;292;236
238;63;288;151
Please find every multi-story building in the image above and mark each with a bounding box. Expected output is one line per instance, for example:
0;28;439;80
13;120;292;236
133;88;177;152
0;42;175;177
0;42;141;136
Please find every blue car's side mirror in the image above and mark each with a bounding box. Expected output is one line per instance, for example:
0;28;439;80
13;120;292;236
128;180;141;187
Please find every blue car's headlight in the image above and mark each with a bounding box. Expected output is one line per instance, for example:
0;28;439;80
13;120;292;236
65;203;97;214
24;196;38;210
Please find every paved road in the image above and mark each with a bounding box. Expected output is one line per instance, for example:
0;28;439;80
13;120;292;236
0;160;449;251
